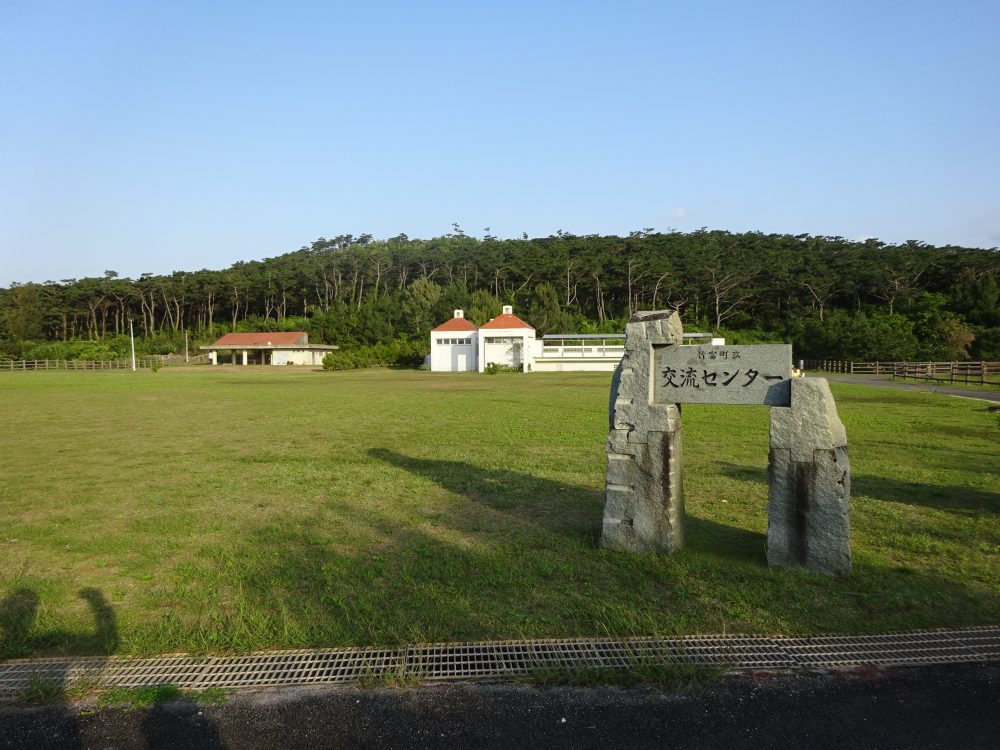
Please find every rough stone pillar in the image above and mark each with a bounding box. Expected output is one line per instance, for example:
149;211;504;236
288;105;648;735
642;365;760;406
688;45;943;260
767;377;851;576
601;311;685;553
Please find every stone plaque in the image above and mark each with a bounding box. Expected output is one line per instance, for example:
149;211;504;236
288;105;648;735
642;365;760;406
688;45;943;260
653;344;792;406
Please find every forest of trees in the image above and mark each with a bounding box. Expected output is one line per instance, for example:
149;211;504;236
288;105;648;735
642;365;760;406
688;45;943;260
2;228;998;364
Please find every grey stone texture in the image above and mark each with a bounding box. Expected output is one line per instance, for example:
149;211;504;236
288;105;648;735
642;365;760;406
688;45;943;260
601;311;685;553
767;377;852;576
654;344;793;405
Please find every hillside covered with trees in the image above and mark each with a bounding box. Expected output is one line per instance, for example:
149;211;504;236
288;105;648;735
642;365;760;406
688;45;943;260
2;229;998;364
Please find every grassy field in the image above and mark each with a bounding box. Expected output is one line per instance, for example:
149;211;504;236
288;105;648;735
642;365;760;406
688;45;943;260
0;367;997;659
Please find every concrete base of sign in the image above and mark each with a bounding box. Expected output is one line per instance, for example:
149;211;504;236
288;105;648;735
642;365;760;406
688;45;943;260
767;377;852;576
601;311;685;554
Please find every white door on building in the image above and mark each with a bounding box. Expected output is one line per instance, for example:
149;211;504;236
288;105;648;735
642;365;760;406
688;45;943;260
456;352;467;371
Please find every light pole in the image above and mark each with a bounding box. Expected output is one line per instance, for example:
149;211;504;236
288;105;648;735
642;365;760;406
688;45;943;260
129;318;137;371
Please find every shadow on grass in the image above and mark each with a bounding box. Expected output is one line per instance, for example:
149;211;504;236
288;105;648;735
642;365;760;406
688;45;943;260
717;461;998;515
0;589;226;745
368;448;604;543
716;461;768;486
684;517;767;566
4;456;997;665
0;587;119;660
226;520;502;647
852;475;999;515
1;586;119;718
0;589;38;656
222;487;998;649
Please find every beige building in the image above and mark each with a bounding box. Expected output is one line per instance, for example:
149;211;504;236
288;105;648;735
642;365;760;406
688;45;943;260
200;332;338;366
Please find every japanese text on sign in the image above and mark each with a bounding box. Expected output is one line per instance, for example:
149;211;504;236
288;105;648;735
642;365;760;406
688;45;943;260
653;344;792;406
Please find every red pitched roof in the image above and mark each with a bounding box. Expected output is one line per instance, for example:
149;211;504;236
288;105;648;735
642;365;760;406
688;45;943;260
480;313;534;330
432;317;478;332
212;332;307;346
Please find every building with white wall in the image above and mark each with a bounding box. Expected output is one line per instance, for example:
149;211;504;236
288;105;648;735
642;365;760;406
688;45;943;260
532;335;626;372
200;332;338;366
532;334;724;371
429;308;722;373
477;306;537;372
430;311;479;372
430;306;539;372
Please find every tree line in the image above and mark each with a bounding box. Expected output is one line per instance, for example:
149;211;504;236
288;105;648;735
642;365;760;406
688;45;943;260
2;228;997;363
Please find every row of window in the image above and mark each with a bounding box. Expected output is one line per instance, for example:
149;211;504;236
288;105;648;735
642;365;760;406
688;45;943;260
436;336;524;345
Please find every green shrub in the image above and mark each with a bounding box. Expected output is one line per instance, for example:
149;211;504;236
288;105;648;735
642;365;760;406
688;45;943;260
322;339;427;371
23;340;124;361
484;362;522;374
0;339;22;358
18;336;177;361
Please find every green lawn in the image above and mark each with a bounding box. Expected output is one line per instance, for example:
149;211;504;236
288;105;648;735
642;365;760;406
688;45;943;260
0;367;997;659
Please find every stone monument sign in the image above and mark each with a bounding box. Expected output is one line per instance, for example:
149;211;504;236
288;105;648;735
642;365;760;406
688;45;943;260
767;378;851;575
602;311;685;554
601;310;851;576
654;344;792;406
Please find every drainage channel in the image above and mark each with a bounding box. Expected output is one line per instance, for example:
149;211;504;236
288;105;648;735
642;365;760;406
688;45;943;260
1;626;997;700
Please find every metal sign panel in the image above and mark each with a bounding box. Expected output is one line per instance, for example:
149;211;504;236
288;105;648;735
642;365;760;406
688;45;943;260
653;344;792;406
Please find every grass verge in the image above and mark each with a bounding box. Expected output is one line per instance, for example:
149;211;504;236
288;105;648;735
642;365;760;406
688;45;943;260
1;368;997;658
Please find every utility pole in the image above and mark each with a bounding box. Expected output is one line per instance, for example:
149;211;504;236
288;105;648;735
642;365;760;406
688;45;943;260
129;318;137;371
185;330;189;363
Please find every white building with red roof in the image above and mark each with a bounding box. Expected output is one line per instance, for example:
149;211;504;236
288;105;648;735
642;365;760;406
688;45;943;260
200;331;338;366
431;307;720;373
430;310;479;372
430;306;540;372
477;305;537;372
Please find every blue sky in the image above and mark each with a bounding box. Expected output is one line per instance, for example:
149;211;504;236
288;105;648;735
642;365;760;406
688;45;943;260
2;0;998;286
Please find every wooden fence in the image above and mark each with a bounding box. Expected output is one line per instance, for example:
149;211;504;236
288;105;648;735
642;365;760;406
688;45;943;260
1;356;164;372
0;354;209;371
802;360;1000;386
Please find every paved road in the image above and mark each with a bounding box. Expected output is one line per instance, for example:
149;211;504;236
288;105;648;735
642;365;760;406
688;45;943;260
2;664;998;749
825;375;1000;403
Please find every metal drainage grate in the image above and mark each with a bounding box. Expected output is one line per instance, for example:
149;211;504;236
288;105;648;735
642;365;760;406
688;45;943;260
784;627;1000;667
1;626;997;700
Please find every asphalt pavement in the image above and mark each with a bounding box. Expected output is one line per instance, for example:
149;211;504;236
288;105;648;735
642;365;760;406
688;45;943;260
2;663;998;749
